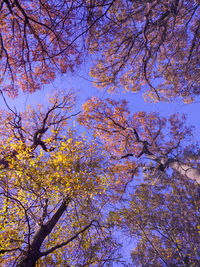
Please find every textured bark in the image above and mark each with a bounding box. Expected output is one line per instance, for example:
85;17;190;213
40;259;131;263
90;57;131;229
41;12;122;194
169;161;200;184
148;155;200;184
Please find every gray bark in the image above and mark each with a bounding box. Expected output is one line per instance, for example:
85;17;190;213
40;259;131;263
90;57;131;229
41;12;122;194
127;127;200;184
168;160;200;184
148;155;200;184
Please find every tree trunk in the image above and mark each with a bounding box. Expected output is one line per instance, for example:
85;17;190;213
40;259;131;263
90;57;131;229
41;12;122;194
169;160;200;184
148;155;200;184
16;198;70;267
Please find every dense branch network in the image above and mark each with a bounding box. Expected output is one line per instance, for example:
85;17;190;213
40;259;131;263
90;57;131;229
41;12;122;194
0;91;118;266
0;90;79;167
79;97;200;184
0;0;116;96
88;0;200;102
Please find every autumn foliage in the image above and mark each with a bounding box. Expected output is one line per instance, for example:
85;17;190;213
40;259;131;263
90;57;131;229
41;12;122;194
0;0;86;96
1;1;200;101
88;0;200;102
79;97;200;184
79;96;200;265
111;178;200;265
0;0;200;266
0;93;118;266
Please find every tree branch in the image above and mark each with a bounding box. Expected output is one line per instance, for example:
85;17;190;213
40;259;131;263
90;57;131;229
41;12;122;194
30;197;71;251
41;220;95;257
16;197;71;267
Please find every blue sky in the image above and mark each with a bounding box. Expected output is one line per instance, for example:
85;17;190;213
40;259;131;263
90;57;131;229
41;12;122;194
2;67;200;138
1;66;199;265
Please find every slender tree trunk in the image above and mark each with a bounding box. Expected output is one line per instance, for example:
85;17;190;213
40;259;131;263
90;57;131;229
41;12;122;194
16;198;70;267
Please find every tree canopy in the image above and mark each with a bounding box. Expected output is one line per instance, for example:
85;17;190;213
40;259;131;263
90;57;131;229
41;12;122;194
1;0;200;101
79;97;200;184
88;0;200;102
0;0;115;96
0;92;119;266
0;0;200;266
79;96;200;265
111;177;200;266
